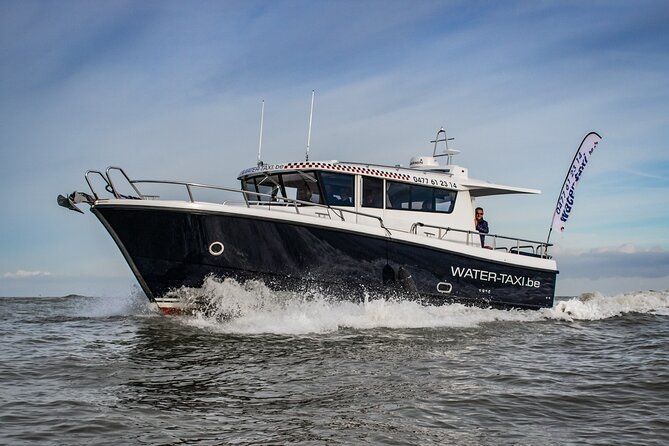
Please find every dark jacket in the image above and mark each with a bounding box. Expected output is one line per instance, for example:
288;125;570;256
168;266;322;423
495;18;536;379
476;219;489;247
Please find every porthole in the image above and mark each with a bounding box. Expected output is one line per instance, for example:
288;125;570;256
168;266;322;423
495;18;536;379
208;241;225;256
437;282;452;294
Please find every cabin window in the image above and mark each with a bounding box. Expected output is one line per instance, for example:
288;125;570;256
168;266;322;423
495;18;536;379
411;184;433;210
434;188;457;213
386;181;411;209
386;180;456;213
362;177;383;209
319;172;354;207
242;172;323;204
280;172;322;204
241;174;284;202
258;174;284;201
241;178;259;202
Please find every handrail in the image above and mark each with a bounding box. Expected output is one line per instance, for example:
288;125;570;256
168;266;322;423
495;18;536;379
410;222;552;258
87;170;392;237
106;166;143;198
133;179;393;237
84;170;109;200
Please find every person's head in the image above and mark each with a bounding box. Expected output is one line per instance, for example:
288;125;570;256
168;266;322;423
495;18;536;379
340;189;350;200
475;207;484;221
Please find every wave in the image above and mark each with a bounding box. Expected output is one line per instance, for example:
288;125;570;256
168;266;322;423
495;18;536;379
164;277;669;334
545;290;669;321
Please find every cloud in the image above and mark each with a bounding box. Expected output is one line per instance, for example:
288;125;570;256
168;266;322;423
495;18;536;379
556;245;669;279
3;270;52;279
588;244;667;254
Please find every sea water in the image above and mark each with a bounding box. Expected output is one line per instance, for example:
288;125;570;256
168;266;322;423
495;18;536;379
1;280;668;445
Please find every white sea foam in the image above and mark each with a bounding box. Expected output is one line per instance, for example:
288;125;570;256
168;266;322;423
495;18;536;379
543;290;669;321
72;286;155;318
168;276;669;334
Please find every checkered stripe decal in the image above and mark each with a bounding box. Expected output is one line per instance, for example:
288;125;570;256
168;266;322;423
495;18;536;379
283;162;411;181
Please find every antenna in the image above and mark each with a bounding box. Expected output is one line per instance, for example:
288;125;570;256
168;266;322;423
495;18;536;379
306;90;315;162
257;100;265;166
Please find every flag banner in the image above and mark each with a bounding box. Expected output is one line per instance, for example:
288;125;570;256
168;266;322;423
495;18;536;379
550;132;602;234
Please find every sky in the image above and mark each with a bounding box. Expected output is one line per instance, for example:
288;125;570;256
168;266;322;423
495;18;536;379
1;0;668;298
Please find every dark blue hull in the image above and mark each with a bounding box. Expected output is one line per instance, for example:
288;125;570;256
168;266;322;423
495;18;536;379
93;205;556;310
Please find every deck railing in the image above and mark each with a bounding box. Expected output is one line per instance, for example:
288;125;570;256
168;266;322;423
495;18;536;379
85;166;551;258
409;222;552;258
86;167;392;236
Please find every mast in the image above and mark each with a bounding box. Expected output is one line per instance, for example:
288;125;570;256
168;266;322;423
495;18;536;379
257;100;265;166
305;90;315;162
430;126;457;164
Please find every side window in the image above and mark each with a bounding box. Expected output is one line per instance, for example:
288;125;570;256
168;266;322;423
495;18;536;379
386;180;457;213
434;189;457;213
386;181;411;209
320;172;354;207
411;184;433;211
362;177;383;209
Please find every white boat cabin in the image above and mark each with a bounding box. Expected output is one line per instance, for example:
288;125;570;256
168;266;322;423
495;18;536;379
238;147;540;248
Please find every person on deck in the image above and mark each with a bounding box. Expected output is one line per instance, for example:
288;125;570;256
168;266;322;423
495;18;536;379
475;207;489;247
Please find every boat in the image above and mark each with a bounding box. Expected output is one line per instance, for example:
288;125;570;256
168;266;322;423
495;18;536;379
58;128;557;314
